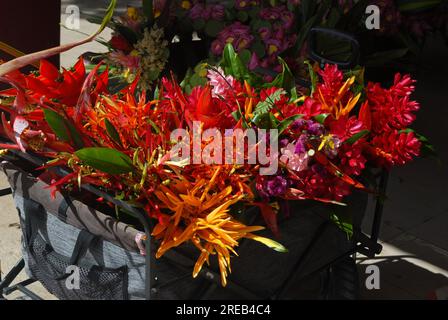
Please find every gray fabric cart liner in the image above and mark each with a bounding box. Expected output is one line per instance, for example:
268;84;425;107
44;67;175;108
1;160;366;299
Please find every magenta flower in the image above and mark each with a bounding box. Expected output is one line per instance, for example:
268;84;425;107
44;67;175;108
189;3;204;20
259;7;282;20
258;27;271;41
256;175;288;198
248;52;260;70
280;11;295;29
211;39;225;56
211;5;225;20
214;22;254;54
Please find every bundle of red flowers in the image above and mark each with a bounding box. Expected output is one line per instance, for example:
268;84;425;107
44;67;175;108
0;39;425;286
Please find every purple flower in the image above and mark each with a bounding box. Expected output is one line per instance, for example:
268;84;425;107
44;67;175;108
214;22;254;54
189;3;204;20
265;38;283;56
266;176;288;197
260;7;281;20
202;6;212;20
256;175;288;198
307;122;324;136
281;11;295;29
211;5;225;20
258;27;271;40
248;52;260;71
294;135;307;154
291;119;306;130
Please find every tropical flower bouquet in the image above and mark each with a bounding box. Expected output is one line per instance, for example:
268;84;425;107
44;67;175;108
0;13;428;288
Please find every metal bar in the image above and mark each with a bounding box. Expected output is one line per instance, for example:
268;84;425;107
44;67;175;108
371;169;389;243
0;258;25;294
15;284;43;300
3;278;37;295
0;187;12;196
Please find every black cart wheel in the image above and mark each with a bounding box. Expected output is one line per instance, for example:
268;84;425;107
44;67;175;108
322;257;359;300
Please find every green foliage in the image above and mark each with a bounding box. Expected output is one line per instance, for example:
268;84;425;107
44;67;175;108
346;130;370;145
253;89;286;116
75;147;134;174
44;109;84;149
269;57;295;91
104;119;122;146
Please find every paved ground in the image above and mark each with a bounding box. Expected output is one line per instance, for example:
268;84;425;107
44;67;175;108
0;1;447;300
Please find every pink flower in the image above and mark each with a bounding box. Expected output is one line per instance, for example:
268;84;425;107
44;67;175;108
280;142;310;172
207;67;236;98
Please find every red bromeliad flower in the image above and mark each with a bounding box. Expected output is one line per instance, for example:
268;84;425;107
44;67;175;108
3;58;86;106
185;85;238;130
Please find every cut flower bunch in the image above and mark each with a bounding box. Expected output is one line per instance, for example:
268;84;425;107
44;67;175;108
0;2;428;284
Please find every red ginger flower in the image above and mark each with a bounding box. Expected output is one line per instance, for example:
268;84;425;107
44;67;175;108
370;130;421;167
367;74;419;133
338;141;367;176
315;64;344;104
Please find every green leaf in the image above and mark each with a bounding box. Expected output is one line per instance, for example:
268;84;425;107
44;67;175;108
346;130;370;145
99;0;117;33
239;49;252;66
44;109;70;142
66;122;84;150
221;43;249;81
330;213;353;238
75;148;134;175
248;234;288;253
277;114;303;135
251;112;279;129
44;109;84;149
270;57;295;91
148;119;161;134
314;113;330;124
104;119;122;146
304;60;317;94
253;89;286;116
